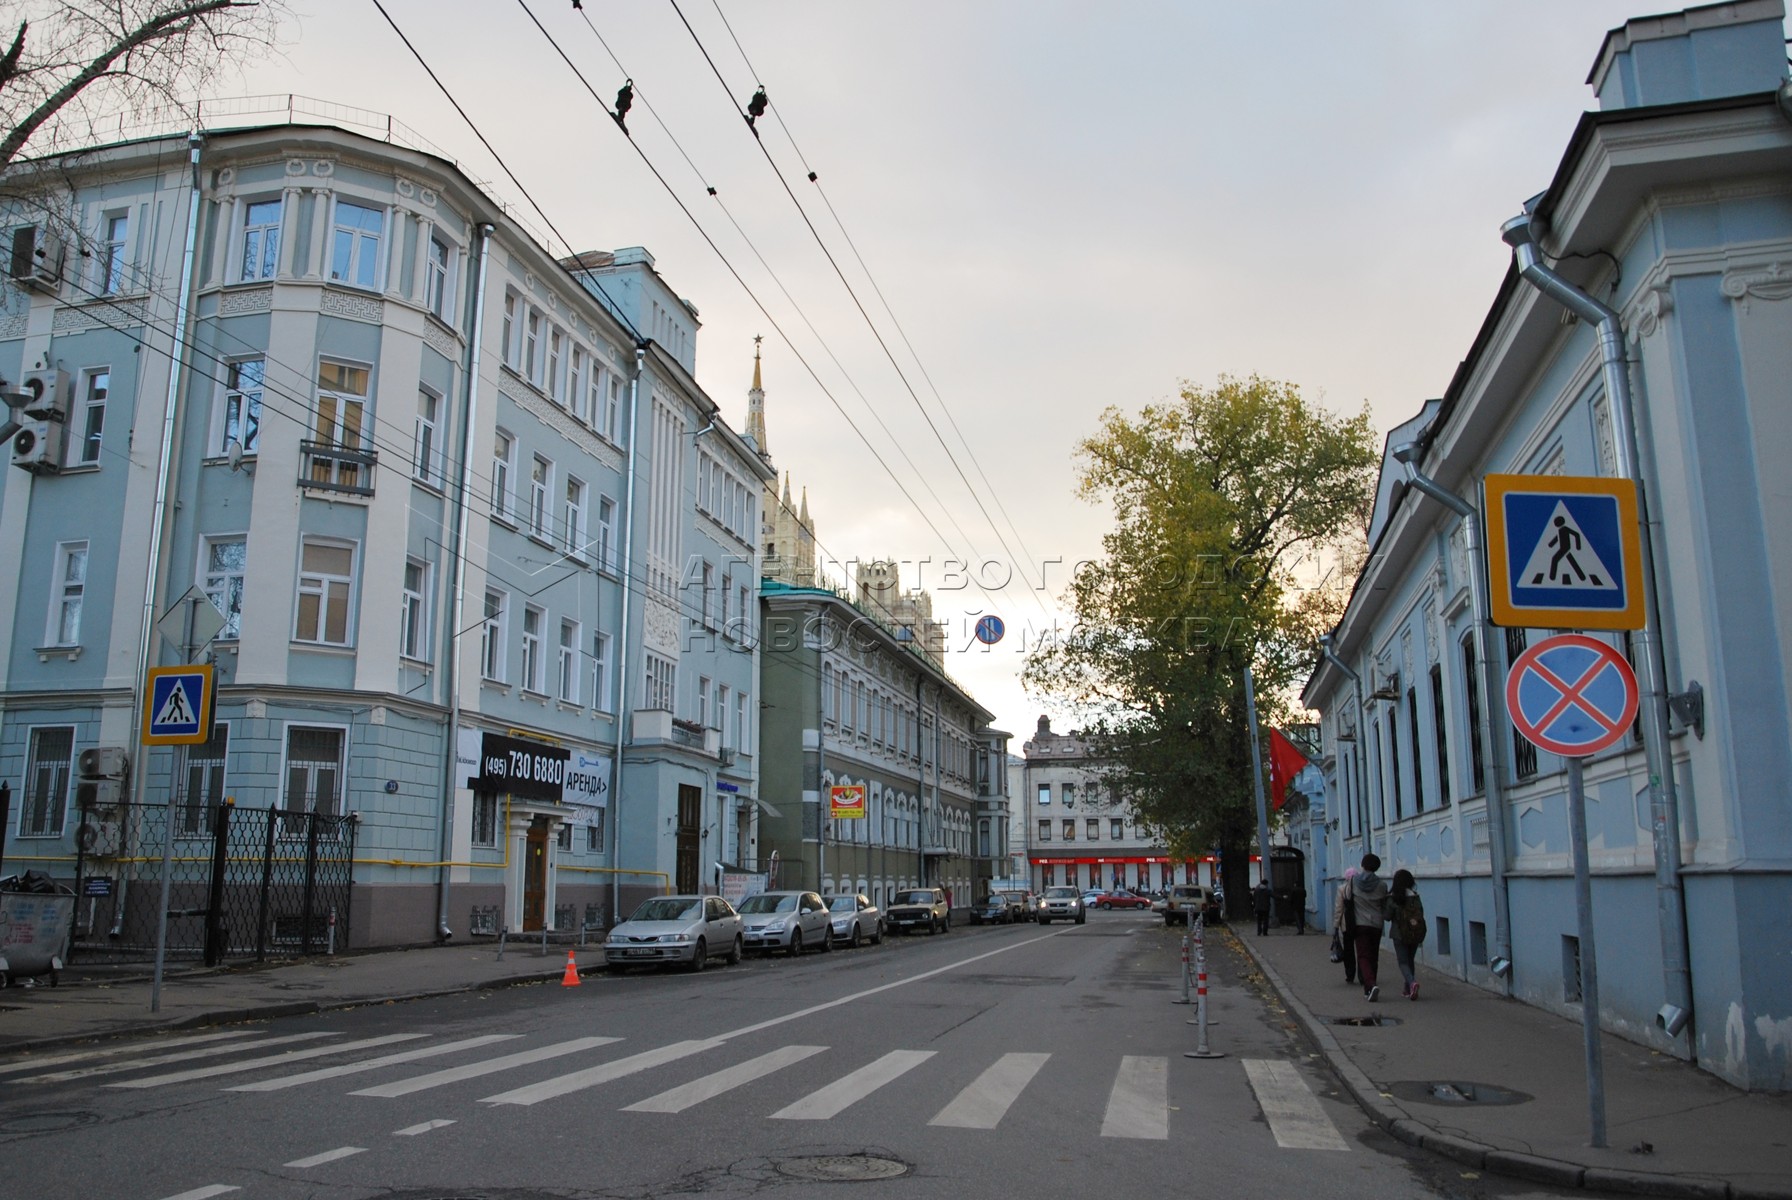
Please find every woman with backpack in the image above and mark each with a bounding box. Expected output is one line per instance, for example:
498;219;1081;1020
1387;869;1427;1000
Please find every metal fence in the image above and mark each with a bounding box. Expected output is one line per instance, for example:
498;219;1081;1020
70;801;356;965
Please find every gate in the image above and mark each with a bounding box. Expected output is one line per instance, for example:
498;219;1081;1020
70;800;357;964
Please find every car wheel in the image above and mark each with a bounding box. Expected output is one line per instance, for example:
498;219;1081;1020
690;938;707;972
788;929;803;957
728;935;743;965
873;920;885;944
1076;914;1086;925
1100;901;1112;910
605;961;627;974
820;926;834;952
942;913;951;932
1038;917;1049;925
849;925;862;949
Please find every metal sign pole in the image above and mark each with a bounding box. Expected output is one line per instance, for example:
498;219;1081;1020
1566;755;1607;1147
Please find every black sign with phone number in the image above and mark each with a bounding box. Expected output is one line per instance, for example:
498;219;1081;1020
471;732;571;802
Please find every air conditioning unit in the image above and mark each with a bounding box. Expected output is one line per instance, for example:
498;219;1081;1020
78;746;129;779
75;777;123;813
8;225;64;291
21;368;69;422
10;417;63;473
75;817;122;859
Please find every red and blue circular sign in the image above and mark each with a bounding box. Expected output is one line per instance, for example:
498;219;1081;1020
974;615;1005;645
1504;633;1639;758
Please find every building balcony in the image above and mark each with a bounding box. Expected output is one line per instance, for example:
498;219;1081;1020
300;440;377;498
631;708;721;756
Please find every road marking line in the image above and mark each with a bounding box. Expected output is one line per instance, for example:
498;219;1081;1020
929;1052;1051;1129
1242;1058;1351;1151
350;1036;619;1098
624;1044;828;1113
158;1187;240;1200
226;1034;520;1092
0;1031;260;1077
283;1146;366;1168
107;1034;426;1089
1101;1056;1168;1140
19;1033;340;1084
482;1040;723;1106
770;1050;935;1121
393;1119;456;1136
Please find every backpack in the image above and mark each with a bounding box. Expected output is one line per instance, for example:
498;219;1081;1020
1394;894;1427;945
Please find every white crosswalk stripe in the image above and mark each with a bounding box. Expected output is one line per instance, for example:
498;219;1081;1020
225;1034;520;1092
0;1031;260;1078
624;1044;828;1114
18;1033;339;1084
1241;1058;1351;1150
482;1039;724;1107
106;1034;425;1089
770;1049;935;1121
929;1052;1051;1129
1101;1056;1169;1140
349;1036;618;1098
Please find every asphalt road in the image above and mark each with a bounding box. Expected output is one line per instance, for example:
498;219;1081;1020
0;912;1588;1199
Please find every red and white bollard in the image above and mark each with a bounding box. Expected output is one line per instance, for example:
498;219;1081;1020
1185;913;1225;1059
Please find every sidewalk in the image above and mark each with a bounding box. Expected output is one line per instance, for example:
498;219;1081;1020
1237;927;1792;1200
0;941;585;1055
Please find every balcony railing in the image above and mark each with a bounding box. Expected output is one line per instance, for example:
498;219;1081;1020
300;440;377;497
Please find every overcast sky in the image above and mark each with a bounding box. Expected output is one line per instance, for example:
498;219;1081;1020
226;0;1725;740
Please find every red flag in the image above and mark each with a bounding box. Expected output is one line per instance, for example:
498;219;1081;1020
1269;728;1310;811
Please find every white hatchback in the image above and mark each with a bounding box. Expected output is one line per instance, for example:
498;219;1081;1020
738;890;834;956
604;895;743;972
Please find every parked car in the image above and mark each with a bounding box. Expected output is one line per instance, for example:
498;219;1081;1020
827;893;884;947
886;887;950;934
1081;889;1105;907
604;894;743;972
1154;884;1221;926
1037;886;1086;925
1000;890;1037;920
1090;889;1152;911
737;890;834;956
971;893;1017;925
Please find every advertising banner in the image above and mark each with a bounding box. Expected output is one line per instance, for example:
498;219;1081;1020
829;784;866;819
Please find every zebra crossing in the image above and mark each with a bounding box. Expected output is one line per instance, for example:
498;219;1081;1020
0;1027;1351;1148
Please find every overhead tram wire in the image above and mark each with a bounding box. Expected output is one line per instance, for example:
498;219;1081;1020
567;4;1000;576
509;0;1022;625
665;0;1053;621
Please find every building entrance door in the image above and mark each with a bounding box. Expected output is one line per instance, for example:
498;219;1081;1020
523;819;549;931
675;785;701;893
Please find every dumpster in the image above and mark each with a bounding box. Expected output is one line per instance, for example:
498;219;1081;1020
0;875;76;987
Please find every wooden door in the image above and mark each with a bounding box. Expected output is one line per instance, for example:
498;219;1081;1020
523;820;548;931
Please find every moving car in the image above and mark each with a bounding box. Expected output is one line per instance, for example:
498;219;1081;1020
886;887;950;935
1155;884;1220;926
1090;889;1152;911
971;893;1017;925
604;894;743;972
827;893;884;947
737;890;833;956
1037;886;1086;925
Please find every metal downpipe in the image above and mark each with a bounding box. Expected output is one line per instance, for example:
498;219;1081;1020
608;344;647;924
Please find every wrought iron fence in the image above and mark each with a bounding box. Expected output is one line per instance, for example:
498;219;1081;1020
70;800;356;965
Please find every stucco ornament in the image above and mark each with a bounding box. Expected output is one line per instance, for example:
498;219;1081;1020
1721;262;1792;313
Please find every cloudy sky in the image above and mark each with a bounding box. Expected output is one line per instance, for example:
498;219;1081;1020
225;0;1709;738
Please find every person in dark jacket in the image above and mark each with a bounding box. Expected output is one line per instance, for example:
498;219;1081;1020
1347;854;1391;1001
1332;867;1359;983
1387;869;1427;999
1293;883;1308;934
1252;880;1273;934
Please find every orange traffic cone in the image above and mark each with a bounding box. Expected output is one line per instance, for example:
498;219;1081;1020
561;948;582;987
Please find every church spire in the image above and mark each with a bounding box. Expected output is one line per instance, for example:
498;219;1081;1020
745;334;768;455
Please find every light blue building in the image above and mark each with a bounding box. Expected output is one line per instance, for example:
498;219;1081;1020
0;111;769;952
1304;0;1792;1091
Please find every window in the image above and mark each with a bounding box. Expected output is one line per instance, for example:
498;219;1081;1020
735;582;750;641
481;590;506;681
557;822;572;852
1111;818;1124;839
1407;686;1421;814
1063;782;1076;808
20;726;73;837
48;540;87;646
400;558;429;661
587;818;603;853
282;727;345;835
603;370;621;441
1430;663;1451;807
520;605;544;693
180;724;230;836
1062;818;1076;842
424;233;450;319
414;388;441;486
717;684;730;746
202;536;246;640
596;495;616;571
491;431;515;519
1086;818;1100;841
1037;819;1051;843
1387;703;1403;820
224;359;263;455
1506;627;1538;779
100;212;128;294
547;328;564;402
592;632;613;711
701;560;716;629
501;292;519;368
644;652;675;711
295;539;355;646
473;793;498;847
1462;636;1484;794
736;691;748;754
558;619;581;703
240;199;281;281
329;200;383;289
524;308;542;385
313;360;370;490
75;369;106;465
697;676;711;727
529;455;552;539
568;347;587;424
562;477;587;557
1037;784;1050;806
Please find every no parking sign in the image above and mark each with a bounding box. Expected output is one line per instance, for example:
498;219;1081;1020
1504;634;1638;758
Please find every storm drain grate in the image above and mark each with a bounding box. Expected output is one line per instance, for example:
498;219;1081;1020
774;1154;910;1182
1326;1014;1402;1026
1387;1079;1533;1106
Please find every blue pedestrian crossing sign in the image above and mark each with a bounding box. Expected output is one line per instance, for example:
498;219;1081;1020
1484;474;1644;631
142;665;215;745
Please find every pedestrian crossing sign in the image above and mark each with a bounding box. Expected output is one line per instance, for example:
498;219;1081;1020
1484;474;1644;630
142;665;215;745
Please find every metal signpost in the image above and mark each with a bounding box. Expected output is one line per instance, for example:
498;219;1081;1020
1505;633;1639;1148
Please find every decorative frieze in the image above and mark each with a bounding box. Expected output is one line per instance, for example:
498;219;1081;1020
1629;283;1674;337
422;320;457;361
643;597;679;656
320;288;384;324
219;286;273;316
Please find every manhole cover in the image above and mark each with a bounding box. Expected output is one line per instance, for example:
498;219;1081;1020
1386;1080;1533;1106
774;1154;910;1182
0;1110;103;1134
1326;1015;1402;1026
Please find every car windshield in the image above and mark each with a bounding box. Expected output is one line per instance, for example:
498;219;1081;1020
828;897;858;913
738;894;798;914
630;898;700;922
1045;887;1080;899
893;891;937;906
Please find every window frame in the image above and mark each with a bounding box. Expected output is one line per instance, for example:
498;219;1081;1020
562;475;587;558
557;617;582;704
481;589;508;682
74;367;107;467
520;604;545;694
221;357;264;456
99;210;129;295
200;533;247;642
327;198;385;290
293;537;357;647
19;725;74;837
47;539;88;647
490;429;516;520
528;454;553;540
423;231;451;320
400;557;431;662
279;724;349;836
240;197;282;282
592;631;614;712
413;386;443;487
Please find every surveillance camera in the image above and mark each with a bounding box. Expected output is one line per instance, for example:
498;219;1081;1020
1656;1003;1690;1037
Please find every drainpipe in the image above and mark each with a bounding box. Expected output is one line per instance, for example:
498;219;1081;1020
1501;211;1693;1046
434;221;496;942
1388;444;1515;992
1318;634;1374;858
608;344;648;923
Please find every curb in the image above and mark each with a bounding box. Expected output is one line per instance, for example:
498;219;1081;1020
1235;935;1745;1200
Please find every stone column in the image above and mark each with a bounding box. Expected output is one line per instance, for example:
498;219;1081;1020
385;206;409;299
306;186;330;281
277;185;304;279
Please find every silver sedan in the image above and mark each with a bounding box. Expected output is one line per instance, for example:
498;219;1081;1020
827;894;884;948
604;895;744;972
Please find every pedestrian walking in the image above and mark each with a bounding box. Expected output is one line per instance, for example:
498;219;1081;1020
1293;883;1308;934
1387;869;1427;999
1252;880;1272;935
1332;867;1359;983
1347;854;1391;1001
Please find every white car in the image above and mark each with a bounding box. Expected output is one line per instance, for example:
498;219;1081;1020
604;895;743;972
827;894;884;948
737;890;834;956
